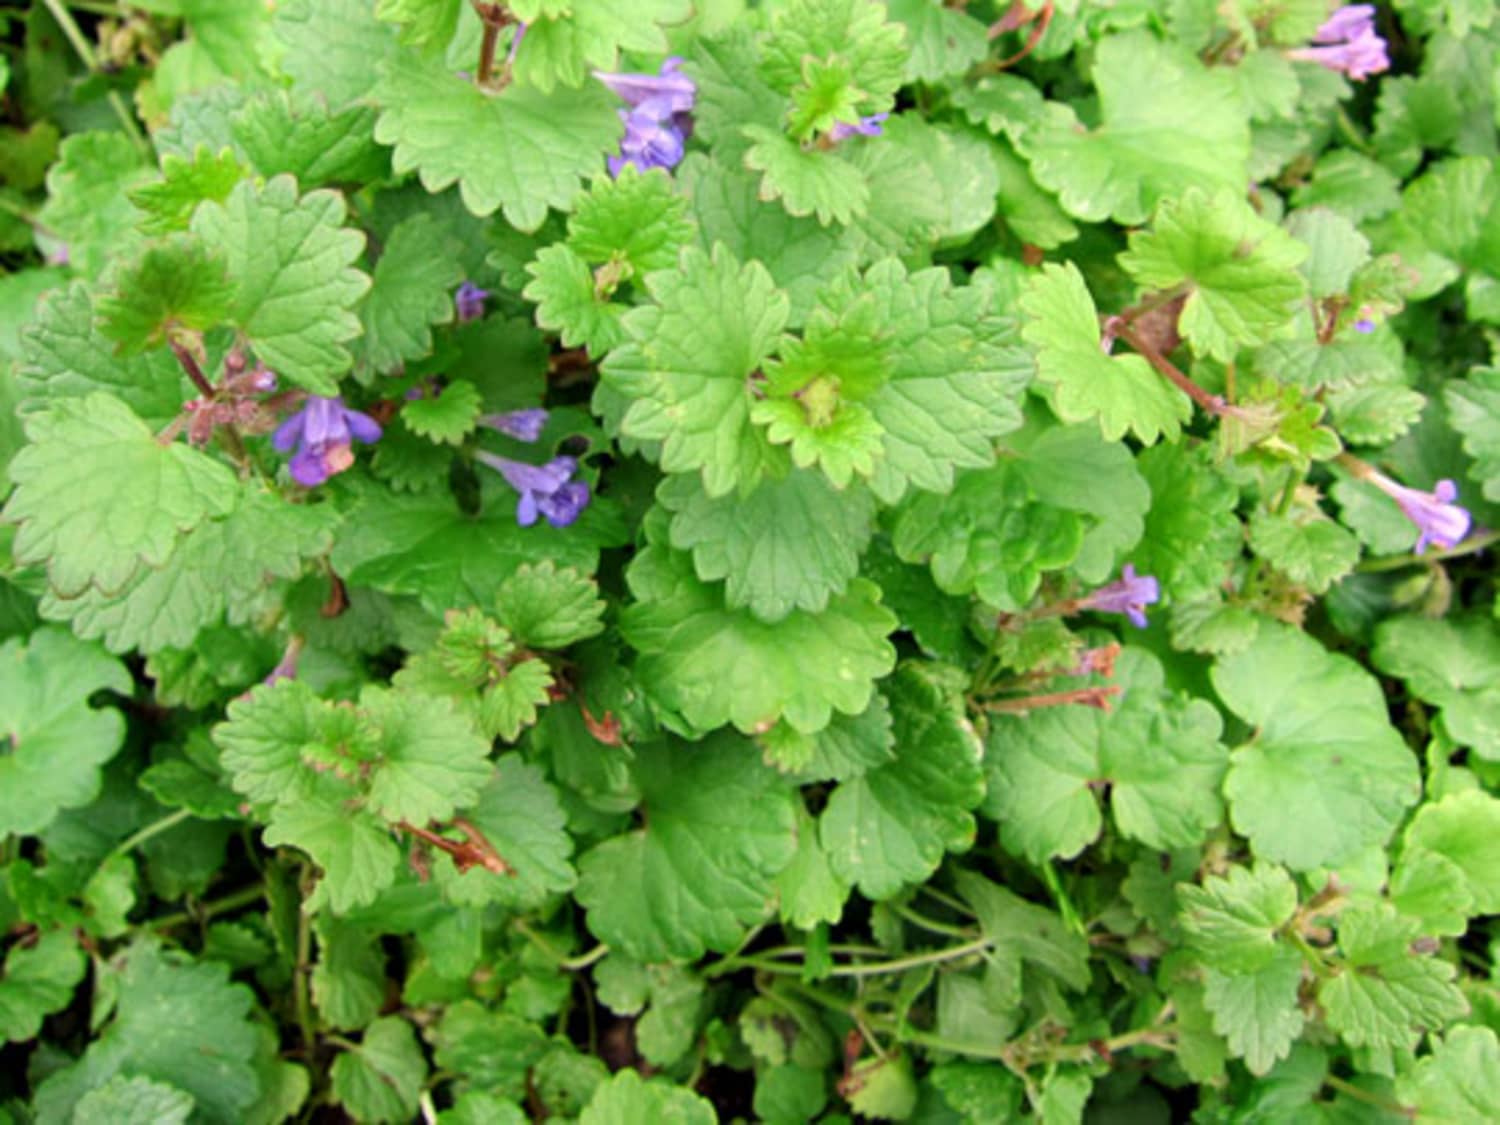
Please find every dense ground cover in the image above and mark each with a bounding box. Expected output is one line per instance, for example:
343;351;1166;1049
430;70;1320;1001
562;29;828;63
2;1;1500;1121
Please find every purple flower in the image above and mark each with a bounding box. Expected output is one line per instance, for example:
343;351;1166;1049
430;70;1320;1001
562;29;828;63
1368;472;1472;553
476;451;590;528
478;408;548;443
1079;564;1161;629
830;112;889;142
273;396;381;488
1287;5;1388;80
1354;318;1376;333
455;281;489;323
595;57;696;176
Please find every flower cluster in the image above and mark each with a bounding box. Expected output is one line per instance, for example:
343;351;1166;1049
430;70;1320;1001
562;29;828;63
1287;4;1389;81
474;408;590;528
595;58;696;175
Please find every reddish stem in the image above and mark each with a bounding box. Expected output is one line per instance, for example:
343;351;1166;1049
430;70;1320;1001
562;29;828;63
1114;323;1227;416
982;686;1123;715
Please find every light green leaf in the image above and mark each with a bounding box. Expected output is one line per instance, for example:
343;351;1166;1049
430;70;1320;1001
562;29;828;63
1016;32;1250;225
36;132;149;277
265;801;401;914
1445;366;1500;502
524;243;628;355
330;1017;427;1125
1389;847;1472;938
1403;790;1500;914
743;126;869;226
886;0;987;82
620;541;896;734
71;1076;194;1125
16;284;187;427
1395;1027;1500;1123
360;688;491;825
32;941;261;1123
1021;262;1191;444
984;649;1227;861
493;562;607;649
272;0;401;109
511;0;692;92
821;665;984;899
1285;207;1371;299
604;243;789;497
1248;509;1361;594
658;468;876;622
1373;616;1500;755
0;628;130;838
231;92;390;189
568;167;696;276
1179;863;1299;973
577;1068;716;1125
776;804;850;928
359;214;464;374
312;918;386;1031
0;930;85;1043
954;869;1090;992
129;146;248;235
1319;904;1466;1051
1213;624;1419;869
192;176;370;395
1131;442;1242;598
1119;188;1308;361
1201;950;1305;1077
373;48;619;231
4;393;239;597
576;733;797;961
759;0;907;104
401;381;482;445
432;1000;549;1102
844;1054;918;1121
1328;383;1427;447
96;237;233;354
477;658;554;741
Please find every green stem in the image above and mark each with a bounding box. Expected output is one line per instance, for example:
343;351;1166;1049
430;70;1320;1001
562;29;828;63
514;921;610;971
1324;1074;1415;1117
101;808;192;868
1358;528;1500;572
919;885;977;916
39;0;150;157
1333;106;1375;156
1040;861;1085;935
1285;929;1333;979
721;936;995;979
294;871;316;1053
892;903;977;939
142;883;267;931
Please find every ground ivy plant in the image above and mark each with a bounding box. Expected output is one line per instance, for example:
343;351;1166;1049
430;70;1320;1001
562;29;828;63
1;0;1499;1121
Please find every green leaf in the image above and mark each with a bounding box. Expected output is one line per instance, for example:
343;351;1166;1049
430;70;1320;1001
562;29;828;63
71;1076;194;1125
438;755;576;911
820;664;985;899
1285;207;1371;299
330;1017;427;1125
432;999;549;1100
1119;189;1308;361
272;0;401;109
1179;864;1298;973
0;628;130;838
374;47;619;231
1016;32;1250;225
360;688;492;825
375;0;461;50
1372;616;1500;755
16;284;187;427
1445;366;1500;502
604;243;790;497
524;243;629;355
1247;509;1360;594
230;93;390;189
1291;151;1402;226
776;804;851;928
312;918;386;1031
576;733;797;961
1131;443;1242;598
677;156;859;325
477;658;554;741
1395;1027;1500;1123
0;930;85;1042
1212;624;1420;870
96;237;234;354
844;1054;919;1122
129;146;249;235
1021;262;1191;444
658;468;876;622
984;649;1227;861
3;393;238;597
759;0;907;108
401;381;482;445
886;0;988;82
359;215;464;374
955;869;1091;992
742;127;869;226
39;484;338;654
494;562;607;649
1389;847;1472;938
577;1068;716;1125
331;485;615;616
510;0;690;91
37;132;150;277
1328;383;1427;446
568;167;696;277
1319;904;1466;1051
1403;790;1500;915
620;541;896;734
265;800;401;914
33;941;261;1123
192;176;370;395
1201;950;1305;1077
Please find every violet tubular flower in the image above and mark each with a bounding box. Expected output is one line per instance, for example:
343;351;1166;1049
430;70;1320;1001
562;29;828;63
1079;565;1161;629
1368;472;1472;553
830;112;889;142
476;451;590;528
273;395;382;488
455;281;489;323
1287;4;1389;80
594;57;696;176
477;408;548;443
